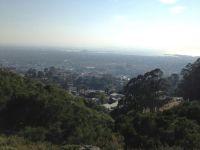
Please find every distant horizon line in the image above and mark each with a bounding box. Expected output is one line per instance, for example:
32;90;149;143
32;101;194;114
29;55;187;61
0;45;199;57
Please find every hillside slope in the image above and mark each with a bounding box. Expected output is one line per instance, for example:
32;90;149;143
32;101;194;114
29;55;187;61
0;69;123;149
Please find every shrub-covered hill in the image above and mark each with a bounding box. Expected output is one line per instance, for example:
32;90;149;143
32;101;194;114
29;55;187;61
111;64;200;149
0;69;123;149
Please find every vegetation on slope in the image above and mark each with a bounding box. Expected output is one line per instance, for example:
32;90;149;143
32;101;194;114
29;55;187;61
0;69;123;149
1;57;200;149
111;58;200;149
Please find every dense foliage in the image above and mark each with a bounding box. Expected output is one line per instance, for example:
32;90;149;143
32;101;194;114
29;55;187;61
25;67;123;91
121;69;168;112
74;74;122;91
112;101;200;149
0;69;123;149
1;57;200;149
112;59;200;149
178;58;200;100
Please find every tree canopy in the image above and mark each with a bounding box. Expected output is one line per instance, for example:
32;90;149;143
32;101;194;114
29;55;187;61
0;69;123;149
112;64;200;149
2;57;200;149
178;58;200;101
120;68;168;112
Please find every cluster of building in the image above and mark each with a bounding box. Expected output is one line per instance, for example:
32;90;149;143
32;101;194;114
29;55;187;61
68;86;124;110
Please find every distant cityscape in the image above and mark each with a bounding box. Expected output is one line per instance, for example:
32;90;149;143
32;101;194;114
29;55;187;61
0;48;197;110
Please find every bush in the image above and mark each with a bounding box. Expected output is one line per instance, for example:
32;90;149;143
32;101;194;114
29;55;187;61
61;145;81;150
18;127;48;142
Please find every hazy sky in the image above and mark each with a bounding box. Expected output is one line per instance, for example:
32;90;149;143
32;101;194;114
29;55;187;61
0;0;200;55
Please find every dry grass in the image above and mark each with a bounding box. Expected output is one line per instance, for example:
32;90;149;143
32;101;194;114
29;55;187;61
159;100;182;111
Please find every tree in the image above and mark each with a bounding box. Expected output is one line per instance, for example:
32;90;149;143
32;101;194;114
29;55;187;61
37;71;44;78
178;58;200;100
25;68;37;78
167;73;179;96
0;70;124;149
121;69;168;112
113;101;200;149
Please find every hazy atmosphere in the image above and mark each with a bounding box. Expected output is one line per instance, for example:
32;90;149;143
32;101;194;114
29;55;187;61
1;1;200;149
0;0;200;56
